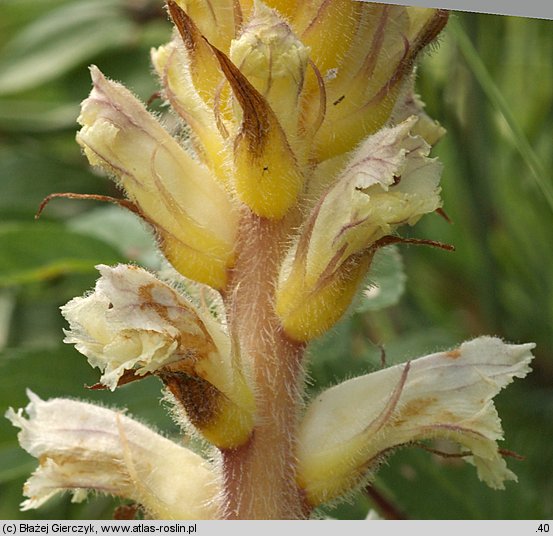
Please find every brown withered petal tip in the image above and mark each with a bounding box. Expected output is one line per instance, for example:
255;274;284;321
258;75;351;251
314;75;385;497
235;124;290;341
166;0;197;53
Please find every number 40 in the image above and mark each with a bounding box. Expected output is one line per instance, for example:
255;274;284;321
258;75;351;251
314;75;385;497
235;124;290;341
538;524;550;533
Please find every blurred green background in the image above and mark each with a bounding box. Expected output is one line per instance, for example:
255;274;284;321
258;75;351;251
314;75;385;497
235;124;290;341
0;0;551;520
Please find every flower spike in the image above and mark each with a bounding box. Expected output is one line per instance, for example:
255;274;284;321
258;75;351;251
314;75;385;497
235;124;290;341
11;0;535;521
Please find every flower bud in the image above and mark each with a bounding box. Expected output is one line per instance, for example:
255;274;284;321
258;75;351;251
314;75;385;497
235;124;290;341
230;3;309;135
61;264;255;449
210;40;305;219
76;66;237;289
168;1;304;219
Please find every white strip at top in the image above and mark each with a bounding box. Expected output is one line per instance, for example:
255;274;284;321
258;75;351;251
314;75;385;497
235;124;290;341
354;0;553;20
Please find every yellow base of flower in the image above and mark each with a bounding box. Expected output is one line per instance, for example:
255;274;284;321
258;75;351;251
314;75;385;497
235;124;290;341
275;257;370;342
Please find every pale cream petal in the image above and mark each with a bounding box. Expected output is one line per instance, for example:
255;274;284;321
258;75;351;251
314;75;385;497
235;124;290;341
392;73;446;146
297;337;535;505
306;116;442;283
6;391;220;519
61;264;255;448
61;264;227;392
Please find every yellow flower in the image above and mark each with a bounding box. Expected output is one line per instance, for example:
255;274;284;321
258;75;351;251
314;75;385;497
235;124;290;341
298;3;448;161
296;337;535;506
6;391;220;519
61;264;255;449
8;338;534;517
275;117;443;341
77;67;237;289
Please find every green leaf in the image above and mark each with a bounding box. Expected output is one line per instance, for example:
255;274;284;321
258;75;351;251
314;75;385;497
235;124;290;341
0;444;35;483
0;99;79;131
449;19;553;213
68;206;160;269
0;222;123;287
0;345;175;434
356;246;406;313
0;291;15;351
0;143;105;216
0;0;135;95
307;316;382;391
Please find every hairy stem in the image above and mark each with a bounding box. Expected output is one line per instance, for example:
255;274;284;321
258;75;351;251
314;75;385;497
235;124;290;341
222;211;308;519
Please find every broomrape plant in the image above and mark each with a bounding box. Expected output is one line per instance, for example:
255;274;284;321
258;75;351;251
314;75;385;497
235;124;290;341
6;0;535;520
